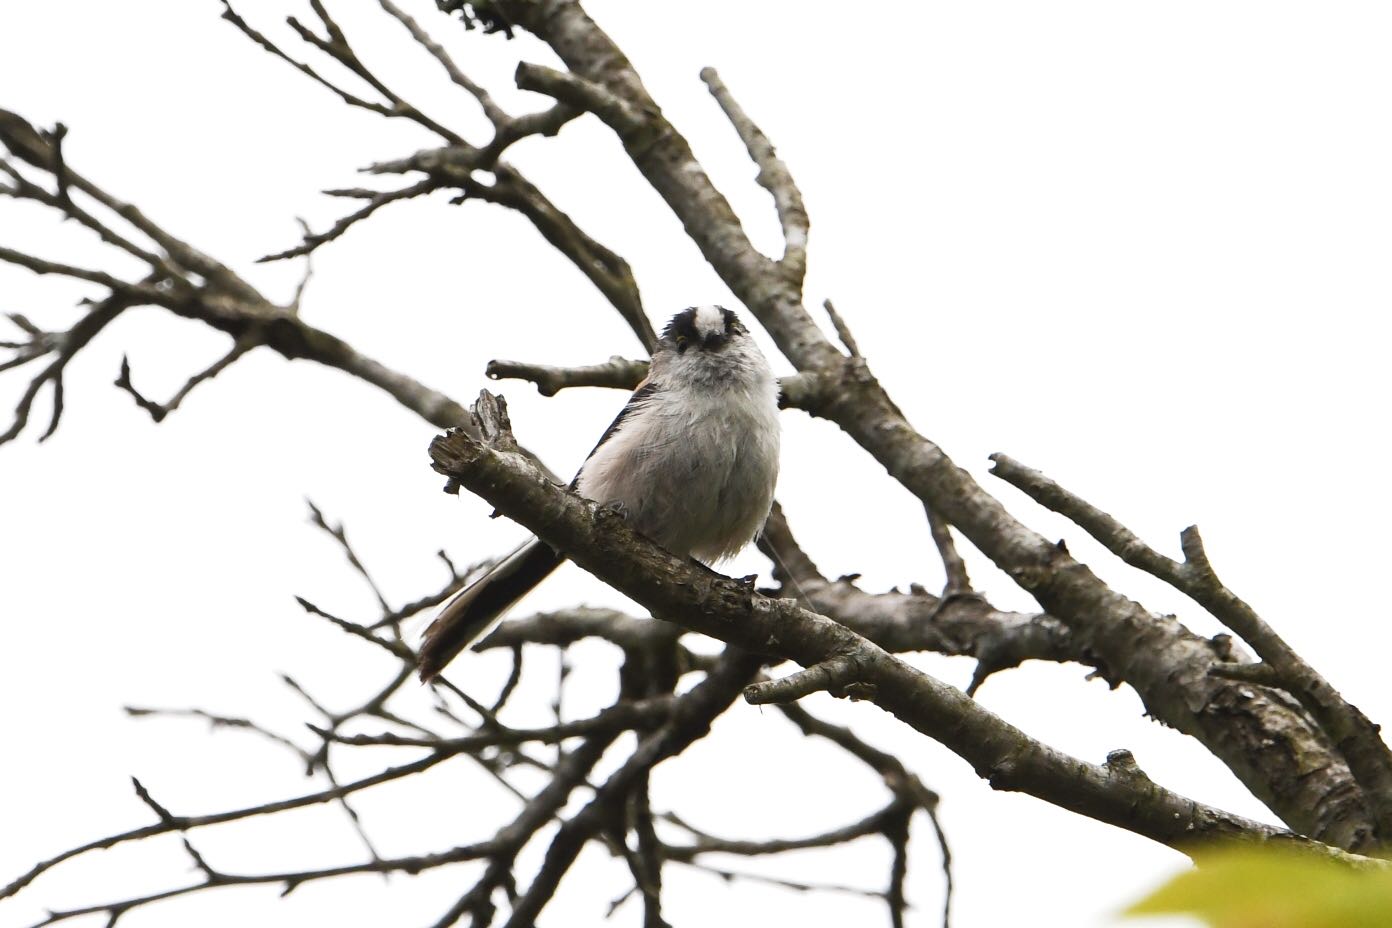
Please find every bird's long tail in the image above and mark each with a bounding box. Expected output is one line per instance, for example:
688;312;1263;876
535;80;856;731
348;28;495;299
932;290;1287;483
418;538;564;681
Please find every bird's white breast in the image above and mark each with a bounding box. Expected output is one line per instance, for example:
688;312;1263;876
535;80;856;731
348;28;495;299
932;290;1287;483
576;358;780;563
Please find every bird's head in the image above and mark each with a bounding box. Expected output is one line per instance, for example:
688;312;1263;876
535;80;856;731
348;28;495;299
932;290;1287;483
659;305;748;355
653;305;768;390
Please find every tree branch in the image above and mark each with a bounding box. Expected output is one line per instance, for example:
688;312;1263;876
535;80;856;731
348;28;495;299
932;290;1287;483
500;650;762;928
486;0;1375;848
700;68;809;287
215;5;652;351
483;352;821;410
425;395;1362;858
989;452;1392;841
259;179;441;263
114;336;257;424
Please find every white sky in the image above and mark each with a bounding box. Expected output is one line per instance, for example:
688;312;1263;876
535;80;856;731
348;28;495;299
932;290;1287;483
1;2;1390;926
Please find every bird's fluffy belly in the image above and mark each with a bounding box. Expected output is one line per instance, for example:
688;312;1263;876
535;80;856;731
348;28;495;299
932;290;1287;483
576;388;778;562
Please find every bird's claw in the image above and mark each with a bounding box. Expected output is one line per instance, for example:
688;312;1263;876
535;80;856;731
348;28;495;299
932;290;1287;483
598;500;629;521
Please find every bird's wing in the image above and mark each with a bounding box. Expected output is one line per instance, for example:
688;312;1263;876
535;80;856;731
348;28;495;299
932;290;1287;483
570;376;660;488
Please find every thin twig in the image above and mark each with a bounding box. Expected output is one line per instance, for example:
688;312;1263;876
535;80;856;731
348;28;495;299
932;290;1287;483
115;335;257;423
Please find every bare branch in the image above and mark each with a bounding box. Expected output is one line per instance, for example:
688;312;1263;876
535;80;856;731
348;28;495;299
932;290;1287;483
2;109;480;446
744;655;868;705
757;506;1095;695
124;707;310;766
469;165;655;351
701;68;809;285
294;596;411;660
305;501;392;614
669;858;890;900
26;836;505;927
377;0;509;125
777;703;954;925
989;452;1392;842
260;179;440;262
425;733;619;928
661;805;895;861
884;805;911;928
475;607;675;652
222;1;466;145
821;298;861;358
483;353;821;410
426;401;1356;857
500;651;763;928
513;62;647;137
330;696;674;751
481;102;582;161
483;0;1376;846
1;749;459;902
0;291;131;446
487;354;649;396
0;244;148;292
925;502;972;594
114;336;256;424
1;160;171;272
8;6;1387;924
1210;661;1288;688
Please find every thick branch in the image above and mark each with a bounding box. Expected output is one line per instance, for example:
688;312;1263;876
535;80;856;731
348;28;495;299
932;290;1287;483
426;402;1359;857
989;452;1392;841
699;68;809;286
758;507;1099;695
488;0;1374;848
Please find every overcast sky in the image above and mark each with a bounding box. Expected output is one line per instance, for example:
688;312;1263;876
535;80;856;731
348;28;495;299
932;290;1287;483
2;2;1390;927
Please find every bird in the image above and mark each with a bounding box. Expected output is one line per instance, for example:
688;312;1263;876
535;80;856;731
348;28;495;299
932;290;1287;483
418;305;781;681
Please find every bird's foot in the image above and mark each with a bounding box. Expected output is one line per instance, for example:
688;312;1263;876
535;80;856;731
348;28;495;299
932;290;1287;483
597;499;629;521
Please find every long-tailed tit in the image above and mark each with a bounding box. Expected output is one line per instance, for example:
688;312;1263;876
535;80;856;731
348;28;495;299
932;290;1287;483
418;306;781;680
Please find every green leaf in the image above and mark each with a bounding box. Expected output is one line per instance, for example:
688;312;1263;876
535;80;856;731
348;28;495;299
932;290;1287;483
1125;844;1392;928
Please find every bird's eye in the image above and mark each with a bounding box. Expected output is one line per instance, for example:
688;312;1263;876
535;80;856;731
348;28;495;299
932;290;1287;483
675;335;689;353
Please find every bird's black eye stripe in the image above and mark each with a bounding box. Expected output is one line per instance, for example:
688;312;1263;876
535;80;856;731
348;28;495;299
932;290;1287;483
663;308;703;351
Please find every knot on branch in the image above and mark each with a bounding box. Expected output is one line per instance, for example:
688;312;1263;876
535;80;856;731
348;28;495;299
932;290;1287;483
1007;565;1051;592
1104;749;1151;783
